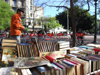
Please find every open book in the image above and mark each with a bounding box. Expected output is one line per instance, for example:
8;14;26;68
14;57;50;68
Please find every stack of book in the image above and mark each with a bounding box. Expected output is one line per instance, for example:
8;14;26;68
1;39;17;67
58;41;70;51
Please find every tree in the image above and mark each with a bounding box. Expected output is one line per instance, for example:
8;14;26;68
56;6;95;32
43;17;61;33
0;0;15;30
39;0;95;47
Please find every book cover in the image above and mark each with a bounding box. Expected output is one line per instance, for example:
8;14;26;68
65;58;82;75
61;60;76;75
84;55;100;72
76;56;92;73
71;57;89;75
39;51;66;59
0;67;13;75
62;60;74;68
1;48;16;67
36;65;51;75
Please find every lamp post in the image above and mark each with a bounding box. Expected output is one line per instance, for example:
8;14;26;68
93;0;98;43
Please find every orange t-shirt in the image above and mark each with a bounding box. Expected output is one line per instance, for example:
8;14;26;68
10;13;24;36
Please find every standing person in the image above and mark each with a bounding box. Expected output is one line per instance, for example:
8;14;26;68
10;8;25;43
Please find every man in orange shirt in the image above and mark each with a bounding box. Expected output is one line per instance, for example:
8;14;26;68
10;8;25;43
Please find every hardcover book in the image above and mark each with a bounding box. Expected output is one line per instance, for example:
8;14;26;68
53;62;66;75
65;58;81;75
84;55;100;72
1;48;16;67
39;51;66;59
36;65;51;75
71;57;89;75
48;63;63;75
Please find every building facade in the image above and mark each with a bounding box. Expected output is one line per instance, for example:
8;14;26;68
4;0;44;31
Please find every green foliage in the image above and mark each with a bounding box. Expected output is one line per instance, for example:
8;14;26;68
56;6;95;33
0;0;15;30
24;27;28;33
43;17;61;30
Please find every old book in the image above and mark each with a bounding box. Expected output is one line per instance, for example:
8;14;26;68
21;69;28;75
71;57;89;75
0;67;13;75
65;58;81;75
45;55;56;62
39;51;66;59
64;54;73;59
2;39;17;49
70;53;85;57
53;62;66;75
48;63;62;75
1;48;16;67
36;65;51;75
30;67;41;75
46;64;55;75
87;44;100;48
25;69;32;75
14;57;49;68
78;46;94;50
61;60;76;75
84;55;100;72
10;68;18;75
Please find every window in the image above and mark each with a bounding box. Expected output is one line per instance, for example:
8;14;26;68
22;1;24;7
30;0;33;5
30;6;32;10
30;13;32;17
13;0;17;7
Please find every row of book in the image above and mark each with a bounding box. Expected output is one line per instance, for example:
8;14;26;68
10;53;100;75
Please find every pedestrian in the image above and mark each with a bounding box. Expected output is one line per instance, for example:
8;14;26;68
10;8;25;43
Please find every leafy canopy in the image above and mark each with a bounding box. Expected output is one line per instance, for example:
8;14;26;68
0;0;15;30
56;6;95;32
43;17;61;30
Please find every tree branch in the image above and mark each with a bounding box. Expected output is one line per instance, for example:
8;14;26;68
75;0;90;25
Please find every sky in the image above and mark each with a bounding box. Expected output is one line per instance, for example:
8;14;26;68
43;6;64;17
34;0;100;19
39;1;100;19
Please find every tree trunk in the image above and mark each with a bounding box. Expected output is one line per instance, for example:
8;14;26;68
70;0;76;47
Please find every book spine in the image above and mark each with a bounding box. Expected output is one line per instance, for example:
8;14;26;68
25;69;32;75
45;55;55;62
62;60;74;68
37;66;47;75
21;69;28;75
65;58;79;65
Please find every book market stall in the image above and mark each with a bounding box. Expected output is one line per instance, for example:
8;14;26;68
0;37;100;75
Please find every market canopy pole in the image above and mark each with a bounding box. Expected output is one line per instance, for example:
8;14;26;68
93;0;98;43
